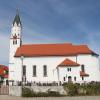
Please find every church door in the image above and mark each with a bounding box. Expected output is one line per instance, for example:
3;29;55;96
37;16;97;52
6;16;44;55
68;76;72;83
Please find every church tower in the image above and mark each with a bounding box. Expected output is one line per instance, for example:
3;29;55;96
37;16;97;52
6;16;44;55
9;10;22;81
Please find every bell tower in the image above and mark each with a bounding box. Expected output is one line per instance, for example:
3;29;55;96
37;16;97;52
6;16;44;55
9;10;22;81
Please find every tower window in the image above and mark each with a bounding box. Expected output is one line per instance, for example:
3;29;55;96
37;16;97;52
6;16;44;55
33;65;36;76
13;40;17;45
43;65;47;77
13;41;14;44
15;40;17;44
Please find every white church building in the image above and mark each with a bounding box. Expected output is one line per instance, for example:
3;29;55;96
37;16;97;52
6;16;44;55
9;12;100;85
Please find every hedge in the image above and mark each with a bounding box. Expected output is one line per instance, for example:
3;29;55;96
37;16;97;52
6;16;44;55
63;82;100;96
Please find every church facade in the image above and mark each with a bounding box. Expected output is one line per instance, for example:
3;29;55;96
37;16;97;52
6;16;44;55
9;12;100;85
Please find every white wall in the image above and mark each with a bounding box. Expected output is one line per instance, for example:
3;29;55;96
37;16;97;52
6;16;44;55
77;54;100;82
9;22;22;81
11;54;100;83
14;56;76;82
58;66;81;83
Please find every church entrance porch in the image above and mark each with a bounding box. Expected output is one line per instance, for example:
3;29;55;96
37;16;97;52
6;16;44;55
63;76;73;83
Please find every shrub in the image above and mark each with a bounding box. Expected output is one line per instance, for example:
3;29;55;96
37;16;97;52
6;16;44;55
85;83;100;95
63;83;79;96
63;82;100;96
22;87;34;97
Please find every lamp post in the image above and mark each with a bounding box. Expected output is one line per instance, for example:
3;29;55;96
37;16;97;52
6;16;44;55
21;55;24;86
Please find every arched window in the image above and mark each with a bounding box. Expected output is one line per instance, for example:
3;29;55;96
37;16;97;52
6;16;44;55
13;40;14;44
67;68;71;72
23;65;26;76
68;76;72;83
81;65;85;72
43;65;47;77
63;77;66;81
74;77;76;81
33;65;36;76
82;77;84;81
15;40;17;44
13;40;17;45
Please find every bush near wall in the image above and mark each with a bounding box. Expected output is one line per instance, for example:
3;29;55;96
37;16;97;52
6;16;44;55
83;83;100;95
63;83;79;96
22;87;34;97
63;82;100;96
22;87;63;97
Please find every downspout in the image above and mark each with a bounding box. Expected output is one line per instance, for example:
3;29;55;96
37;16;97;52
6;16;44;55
57;67;60;85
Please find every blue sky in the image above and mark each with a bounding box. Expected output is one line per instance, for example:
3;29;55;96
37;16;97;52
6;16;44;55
0;0;100;65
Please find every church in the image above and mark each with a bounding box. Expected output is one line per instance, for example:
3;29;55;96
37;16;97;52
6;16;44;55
9;12;100;85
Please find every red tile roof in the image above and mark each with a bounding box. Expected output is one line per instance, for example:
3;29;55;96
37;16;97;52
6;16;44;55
15;43;95;57
0;65;8;78
80;71;89;77
58;59;80;67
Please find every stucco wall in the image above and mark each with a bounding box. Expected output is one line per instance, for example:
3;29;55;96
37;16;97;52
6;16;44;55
9;54;100;83
77;54;100;82
9;22;21;81
58;66;81;83
25;86;66;95
9;86;22;96
9;86;66;96
13;56;76;82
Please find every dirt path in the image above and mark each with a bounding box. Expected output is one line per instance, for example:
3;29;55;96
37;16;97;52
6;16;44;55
0;95;100;100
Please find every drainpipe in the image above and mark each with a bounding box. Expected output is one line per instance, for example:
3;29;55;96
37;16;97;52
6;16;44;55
57;67;60;85
21;55;24;86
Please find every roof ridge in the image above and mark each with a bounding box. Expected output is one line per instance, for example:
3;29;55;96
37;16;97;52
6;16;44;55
21;43;72;46
15;43;97;57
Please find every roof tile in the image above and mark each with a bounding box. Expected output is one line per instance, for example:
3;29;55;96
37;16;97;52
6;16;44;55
15;43;94;57
58;59;80;67
80;71;89;77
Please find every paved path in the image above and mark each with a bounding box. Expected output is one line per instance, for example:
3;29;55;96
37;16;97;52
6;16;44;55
0;95;100;100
